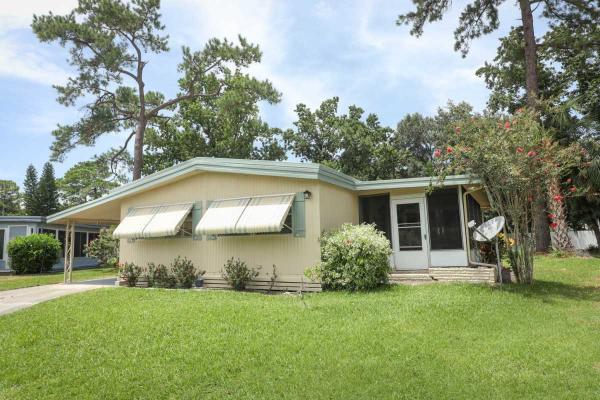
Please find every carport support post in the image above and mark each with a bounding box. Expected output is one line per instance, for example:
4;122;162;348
64;221;74;284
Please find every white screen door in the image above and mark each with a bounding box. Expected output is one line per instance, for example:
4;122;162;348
390;198;429;270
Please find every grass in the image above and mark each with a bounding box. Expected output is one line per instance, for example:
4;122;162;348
0;267;116;292
0;256;599;399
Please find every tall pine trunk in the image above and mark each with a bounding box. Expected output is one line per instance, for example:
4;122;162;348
547;175;574;250
519;0;553;251
132;119;146;181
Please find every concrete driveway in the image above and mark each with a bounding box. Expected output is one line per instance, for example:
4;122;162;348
0;279;115;316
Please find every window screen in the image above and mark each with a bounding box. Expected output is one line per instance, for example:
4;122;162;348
427;188;463;250
466;194;483;227
0;230;4;260
74;232;87;257
41;229;57;238
88;233;99;243
359;194;391;239
9;226;27;241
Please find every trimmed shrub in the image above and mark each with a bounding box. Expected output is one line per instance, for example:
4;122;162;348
147;263;175;288
171;256;204;289
119;263;141;287
8;234;61;274
222;257;259;291
85;227;119;268
306;223;392;291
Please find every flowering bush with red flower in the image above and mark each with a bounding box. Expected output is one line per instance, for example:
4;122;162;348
432;109;581;283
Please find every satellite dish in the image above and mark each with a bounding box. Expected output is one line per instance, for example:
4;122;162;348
471;216;505;242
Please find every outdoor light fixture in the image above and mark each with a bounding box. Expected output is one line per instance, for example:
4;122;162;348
303;190;312;200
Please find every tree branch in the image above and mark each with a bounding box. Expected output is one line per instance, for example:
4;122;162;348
145;85;223;118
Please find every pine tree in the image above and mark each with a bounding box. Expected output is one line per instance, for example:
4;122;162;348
23;165;40;215
38;162;59;216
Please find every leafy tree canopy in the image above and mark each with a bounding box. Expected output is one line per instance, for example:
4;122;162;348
58;158;127;208
284;97;409;181
0;180;21;216
143;68;285;174
33;0;273;180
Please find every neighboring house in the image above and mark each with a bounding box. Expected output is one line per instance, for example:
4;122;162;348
48;157;491;290
0;216;100;271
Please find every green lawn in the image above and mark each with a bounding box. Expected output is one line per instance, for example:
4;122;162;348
0;267;116;291
0;256;599;399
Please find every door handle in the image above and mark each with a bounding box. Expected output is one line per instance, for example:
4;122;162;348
423;233;427;240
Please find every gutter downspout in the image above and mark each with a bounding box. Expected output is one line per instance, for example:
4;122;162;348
462;188;496;268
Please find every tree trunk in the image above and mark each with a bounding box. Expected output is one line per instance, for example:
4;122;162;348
519;0;539;107
534;200;552;252
591;219;600;248
547;175;574;251
519;0;551;250
132;118;146;181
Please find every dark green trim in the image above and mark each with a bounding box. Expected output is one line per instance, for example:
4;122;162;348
292;193;306;238
192;202;202;241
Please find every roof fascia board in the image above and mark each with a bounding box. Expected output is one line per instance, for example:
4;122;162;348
48;156;477;223
355;175;477;191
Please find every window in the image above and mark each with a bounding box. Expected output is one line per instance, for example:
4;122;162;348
40;229;57;238
74;232;87;257
427;188;463;250
9;226;27;241
88;232;99;243
0;229;5;260
58;230;66;253
176;214;193;237
466;194;483;227
396;203;423;251
359;194;391;239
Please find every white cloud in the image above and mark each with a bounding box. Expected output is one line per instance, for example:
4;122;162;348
0;1;75;85
0;0;77;32
167;0;333;124
350;0;517;113
0;36;69;85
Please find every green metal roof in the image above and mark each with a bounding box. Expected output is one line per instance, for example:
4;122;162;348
47;157;476;223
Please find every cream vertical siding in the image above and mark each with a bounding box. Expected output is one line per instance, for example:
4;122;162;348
119;172;323;281
319;182;358;233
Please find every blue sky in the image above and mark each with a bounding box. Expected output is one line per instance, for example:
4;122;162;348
0;0;528;186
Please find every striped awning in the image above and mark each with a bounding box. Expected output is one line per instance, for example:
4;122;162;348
113;203;193;239
195;193;295;235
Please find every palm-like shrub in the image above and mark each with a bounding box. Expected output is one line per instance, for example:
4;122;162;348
307;223;392;291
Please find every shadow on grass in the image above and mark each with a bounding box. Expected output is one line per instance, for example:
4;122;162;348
496;280;600;303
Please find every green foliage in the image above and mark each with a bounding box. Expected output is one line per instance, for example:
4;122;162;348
146;258;204;289
171;256;204;289
393;101;474;177
32;0;279;179
397;0;505;57
222;257;259;291
119;263;142;287
23;165;39;215
58;159;124;207
143;66;286;174
37;162;59;216
285;97;407;180
0;180;21;215
307;223;391;291
147;263;176;288
433;109;581;283
7;234;61;274
85;227;119;268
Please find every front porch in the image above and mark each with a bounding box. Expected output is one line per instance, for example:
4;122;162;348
390;266;496;284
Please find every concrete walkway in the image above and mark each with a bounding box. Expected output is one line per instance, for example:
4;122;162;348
0;280;114;316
